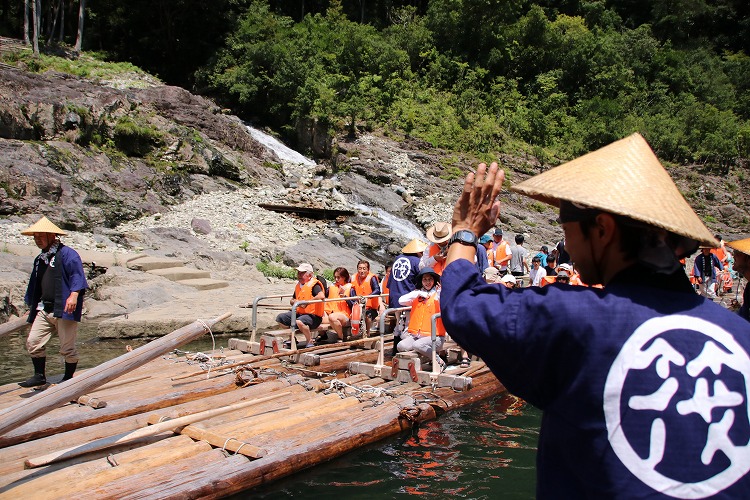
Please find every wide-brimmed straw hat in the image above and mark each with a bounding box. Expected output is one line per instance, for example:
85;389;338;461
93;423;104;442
426;222;452;244
401;239;428;254
727;238;750;256
20;216;67;236
511;133;717;247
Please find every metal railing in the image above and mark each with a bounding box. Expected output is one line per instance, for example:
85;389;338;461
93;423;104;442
251;292;387;349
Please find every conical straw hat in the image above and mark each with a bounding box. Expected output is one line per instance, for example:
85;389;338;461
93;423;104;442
402;239;428;254
727;238;750;256
511;133;717;247
20;216;67;236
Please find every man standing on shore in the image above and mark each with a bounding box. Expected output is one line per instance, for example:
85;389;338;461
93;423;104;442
440;133;750;498
20;216;87;387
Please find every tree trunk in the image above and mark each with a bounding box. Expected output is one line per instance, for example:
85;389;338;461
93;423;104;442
23;0;30;44
31;0;39;55
74;0;84;53
59;0;65;42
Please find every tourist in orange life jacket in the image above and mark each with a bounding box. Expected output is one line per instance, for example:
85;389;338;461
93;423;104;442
397;267;446;368
350;259;381;334
727;237;750;322
275;263;325;348
323;266;353;342
421;222;452;275
711;234;730;267
491;227;512;273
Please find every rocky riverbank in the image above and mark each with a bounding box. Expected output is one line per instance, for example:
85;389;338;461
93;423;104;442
2;64;748;339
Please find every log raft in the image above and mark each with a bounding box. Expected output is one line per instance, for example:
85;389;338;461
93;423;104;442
0;330;505;498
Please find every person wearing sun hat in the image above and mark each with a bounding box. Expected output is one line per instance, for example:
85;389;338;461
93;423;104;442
439;133;750;498
19;216;88;387
387;239;428;354
396;267;446;369
726;237;750;321
420;222;453;275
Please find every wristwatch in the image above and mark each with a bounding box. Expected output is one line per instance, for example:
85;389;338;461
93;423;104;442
448;229;478;247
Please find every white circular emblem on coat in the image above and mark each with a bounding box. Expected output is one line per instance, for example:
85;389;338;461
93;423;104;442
391;257;413;282
604;315;750;498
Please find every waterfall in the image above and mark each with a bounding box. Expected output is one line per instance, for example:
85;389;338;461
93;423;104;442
246;125;315;166
246;125;426;243
353;203;425;242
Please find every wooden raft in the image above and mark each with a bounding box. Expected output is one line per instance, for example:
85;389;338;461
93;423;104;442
0;339;504;498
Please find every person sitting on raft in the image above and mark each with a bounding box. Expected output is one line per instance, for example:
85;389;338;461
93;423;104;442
275;263;325;348
397;267;446;369
350;260;381;335
322;266;353;342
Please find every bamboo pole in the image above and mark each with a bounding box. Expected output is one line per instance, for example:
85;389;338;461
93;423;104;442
0;316;29;338
24;391;288;468
0;312;232;438
171;333;391;381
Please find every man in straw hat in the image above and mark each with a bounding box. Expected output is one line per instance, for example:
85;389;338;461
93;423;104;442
439;133;750;497
420;221;452;275
726;237;750;322
387;239;428;354
19;216;88;387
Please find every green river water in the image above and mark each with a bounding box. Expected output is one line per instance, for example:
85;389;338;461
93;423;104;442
0;324;541;499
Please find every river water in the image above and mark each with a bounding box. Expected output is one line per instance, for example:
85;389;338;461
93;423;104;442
1;325;541;498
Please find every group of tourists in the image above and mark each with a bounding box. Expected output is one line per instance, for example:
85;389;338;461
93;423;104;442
12;130;750;497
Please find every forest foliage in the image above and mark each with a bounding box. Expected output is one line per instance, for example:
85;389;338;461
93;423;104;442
1;0;749;167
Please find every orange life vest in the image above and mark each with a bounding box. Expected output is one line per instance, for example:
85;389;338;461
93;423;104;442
381;274;390;304
711;247;728;265
352;272;380;310
540;276;556;287
493;241;511;269
295;278;324;317
325;283;352;316
428;244;447;275
407;293;446;337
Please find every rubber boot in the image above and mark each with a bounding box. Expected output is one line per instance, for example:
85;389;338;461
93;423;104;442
19;357;46;387
62;362;77;382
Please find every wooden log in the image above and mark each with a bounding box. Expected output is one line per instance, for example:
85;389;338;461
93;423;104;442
0;379;299;477
188;392;358;438
23;391;289;468
21;441;217;499
86;374;152;393
137;398;430;499
0;312;232;439
172;334;391;381
75;395;107;409
0;316;29;338
0;366;238;448
0;434;201;497
84;448;238;500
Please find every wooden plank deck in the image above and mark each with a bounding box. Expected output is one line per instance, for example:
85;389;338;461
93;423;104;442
0;339;504;498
